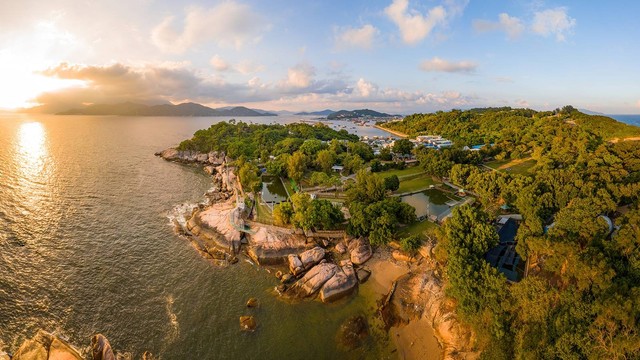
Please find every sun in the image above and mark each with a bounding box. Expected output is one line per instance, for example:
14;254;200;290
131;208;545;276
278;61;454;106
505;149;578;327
0;53;77;110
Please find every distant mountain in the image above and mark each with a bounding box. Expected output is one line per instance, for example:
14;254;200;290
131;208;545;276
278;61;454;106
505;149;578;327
56;102;277;117
326;109;391;120
294;109;335;116
579;108;606;116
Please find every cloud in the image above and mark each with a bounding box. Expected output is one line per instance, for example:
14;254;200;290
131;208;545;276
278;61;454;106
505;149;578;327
531;7;576;41
473;13;525;40
210;55;230;71
636;100;640;109
284;63;315;88
420;57;477;73
356;78;378;97
384;0;447;45
151;1;269;53
495;76;514;83
334;24;378;50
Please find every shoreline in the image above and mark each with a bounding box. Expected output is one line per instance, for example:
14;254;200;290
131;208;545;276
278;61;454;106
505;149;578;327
374;124;409;138
157;147;476;359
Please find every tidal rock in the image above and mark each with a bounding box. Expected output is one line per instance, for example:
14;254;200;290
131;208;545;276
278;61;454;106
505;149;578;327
91;334;115;360
281;273;294;283
289;262;338;297
276;284;287;293
319;260;358;303
299;246;325;270
287;254;304;276
356;268;371;284
348;237;372;265
240;316;257;331
336;315;369;350
246;297;259;308
142;351;156;360
229;256;239;264
335;242;347;254
275;270;283;279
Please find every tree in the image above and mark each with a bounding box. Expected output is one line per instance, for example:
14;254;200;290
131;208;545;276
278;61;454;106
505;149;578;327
287;151;307;184
299;139;327;156
309;171;330;187
400;234;422;253
288;193;344;231
266;155;288;177
379;147;392;161
315;149;336;173
393;138;414;155
346;170;386;204
370;159;382;172
273;201;294;226
347;141;374;161
384;174;400;191
238;162;261;193
342;154;364;174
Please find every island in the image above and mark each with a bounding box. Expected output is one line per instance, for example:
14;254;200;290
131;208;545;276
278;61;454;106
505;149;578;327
156;106;640;359
54;102;277;117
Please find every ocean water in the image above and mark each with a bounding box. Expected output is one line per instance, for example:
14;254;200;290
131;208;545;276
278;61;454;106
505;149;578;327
609;114;640;127
0;114;411;359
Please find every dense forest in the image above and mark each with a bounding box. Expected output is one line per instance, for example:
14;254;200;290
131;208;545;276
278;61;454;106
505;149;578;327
392;107;640;359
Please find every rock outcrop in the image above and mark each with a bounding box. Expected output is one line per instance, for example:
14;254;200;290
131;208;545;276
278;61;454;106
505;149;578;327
246;226;307;265
319;260;358;303
91;334;115;360
155;148;229;166
240;316;257;331
11;330;83;360
288;247;325;275
189;200;244;254
348;237;372;265
288;262;338;297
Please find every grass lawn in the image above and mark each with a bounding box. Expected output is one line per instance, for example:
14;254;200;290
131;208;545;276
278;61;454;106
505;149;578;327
378;166;425;179
503;159;537;175
282;177;297;196
395;176;436;194
255;197;274;225
398;220;438;238
484;159;511;169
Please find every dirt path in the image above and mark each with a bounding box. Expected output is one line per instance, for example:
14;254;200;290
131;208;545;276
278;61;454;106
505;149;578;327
609;136;640;143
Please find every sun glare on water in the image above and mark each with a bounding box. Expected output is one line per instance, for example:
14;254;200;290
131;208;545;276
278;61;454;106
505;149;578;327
17;122;47;179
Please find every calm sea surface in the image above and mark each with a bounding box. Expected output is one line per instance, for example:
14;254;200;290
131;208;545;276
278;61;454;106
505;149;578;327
609;114;640;127
0;114;402;359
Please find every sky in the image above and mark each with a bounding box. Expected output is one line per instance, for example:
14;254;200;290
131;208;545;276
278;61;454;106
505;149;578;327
0;0;639;114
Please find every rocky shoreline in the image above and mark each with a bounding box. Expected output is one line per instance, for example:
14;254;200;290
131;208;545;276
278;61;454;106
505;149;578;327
156;147;477;359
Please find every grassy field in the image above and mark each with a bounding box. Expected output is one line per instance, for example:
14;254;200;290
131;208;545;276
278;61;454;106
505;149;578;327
485;157;537;175
378;166;425;179
282;177;297;196
484;159;511;169
398;220;438;238
255;196;274;224
394;176;436;194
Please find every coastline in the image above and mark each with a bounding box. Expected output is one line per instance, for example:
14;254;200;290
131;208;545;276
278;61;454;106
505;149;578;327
374;124;409;138
157;146;476;360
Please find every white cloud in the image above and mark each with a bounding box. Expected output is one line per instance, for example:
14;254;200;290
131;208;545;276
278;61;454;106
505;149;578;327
210;55;230;71
334;24;378;50
384;0;447;45
531;7;576;41
420;57;477;73
356;78;378;97
151;1;269;53
515;99;530;108
284;63;315;88
473;13;525;40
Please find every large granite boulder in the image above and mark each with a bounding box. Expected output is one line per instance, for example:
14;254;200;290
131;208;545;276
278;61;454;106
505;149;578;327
240;316;257;331
91;334;115;360
289;262;338;297
319;260;358;303
247;226;307;265
207;151;226;166
348;237;372;265
288;254;304;276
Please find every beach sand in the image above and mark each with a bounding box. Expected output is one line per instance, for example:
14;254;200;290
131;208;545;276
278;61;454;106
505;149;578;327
366;250;443;360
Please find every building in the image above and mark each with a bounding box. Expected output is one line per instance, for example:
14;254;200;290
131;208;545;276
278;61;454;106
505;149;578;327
485;217;523;282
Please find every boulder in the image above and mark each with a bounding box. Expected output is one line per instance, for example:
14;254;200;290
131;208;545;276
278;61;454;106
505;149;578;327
91;334;115;360
299;247;325;270
335;242;347;254
196;153;208;163
246;297;259;308
208;151;226;166
247;227;307;265
281;274;294;284
287;254;304;276
356;268;371;284
240;316;257;331
275;270;283;279
348;237;372;265
289;262;338;297
319;260;358;303
12;330;83;360
392;250;415;263
142;351;156;360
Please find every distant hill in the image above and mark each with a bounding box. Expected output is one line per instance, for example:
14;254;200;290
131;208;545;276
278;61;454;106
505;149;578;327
56;102;277;117
294;109;335;116
326;109;391;120
579;108;606;116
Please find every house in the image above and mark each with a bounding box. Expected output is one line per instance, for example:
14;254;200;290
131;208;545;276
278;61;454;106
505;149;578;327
485;218;523;282
331;165;344;172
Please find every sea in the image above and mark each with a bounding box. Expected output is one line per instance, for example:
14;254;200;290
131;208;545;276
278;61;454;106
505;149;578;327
609;114;640;127
0;114;407;359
